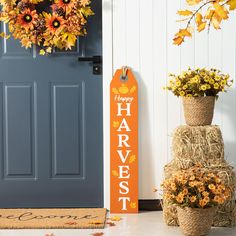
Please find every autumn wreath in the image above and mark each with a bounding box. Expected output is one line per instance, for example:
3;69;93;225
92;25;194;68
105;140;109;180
0;0;93;54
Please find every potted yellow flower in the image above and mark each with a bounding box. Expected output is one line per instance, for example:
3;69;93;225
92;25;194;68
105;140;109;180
162;165;232;236
165;68;233;126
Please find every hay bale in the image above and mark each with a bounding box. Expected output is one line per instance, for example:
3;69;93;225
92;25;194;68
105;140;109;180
172;125;224;166
163;160;236;227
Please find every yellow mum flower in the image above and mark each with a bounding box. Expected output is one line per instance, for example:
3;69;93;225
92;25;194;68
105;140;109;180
208;184;216;191
182;188;188;195
202;191;209;197
204;196;210;203
206;84;211;89
213;195;220;203
176;81;181;87
200;85;207;91
199;199;207;207
189;175;195;181
189;181;195;187
190;196;197;203
220;80;226;86
176;194;184;203
198;186;205;192
209;71;215;76
215;76;221;81
204;77;209;82
183;85;188;90
190;77;199;84
208;173;215;178
209;79;215;85
186;94;192;97
214;83;219;89
218;184;226;191
218;197;225;204
179;91;185;96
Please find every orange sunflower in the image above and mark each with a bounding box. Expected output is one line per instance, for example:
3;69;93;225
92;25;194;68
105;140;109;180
17;9;38;30
52;0;76;14
45;14;65;34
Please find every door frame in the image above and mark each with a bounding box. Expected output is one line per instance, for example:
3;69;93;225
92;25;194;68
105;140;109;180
102;0;113;209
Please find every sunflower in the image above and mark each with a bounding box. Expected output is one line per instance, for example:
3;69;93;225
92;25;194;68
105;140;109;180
52;0;76;14
17;9;38;30
45;14;65;34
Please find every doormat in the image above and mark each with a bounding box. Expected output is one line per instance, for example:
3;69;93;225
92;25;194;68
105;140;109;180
0;208;107;229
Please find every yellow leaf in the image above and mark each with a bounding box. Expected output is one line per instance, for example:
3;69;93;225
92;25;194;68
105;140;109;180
129;155;136;164
213;3;229;20
197;22;206;32
0;32;10;39
227;0;236;10
80;7;94;17
175;28;192;37
46;47;52;53
109;216;122;221
212;14;222;29
130;86;136;94
89;220;103;225
186;0;202;6
195;12;203;25
112;170;118;177
130;202;137;209
205;9;215;19
177;10;193;16
67;33;76;45
112;121;120;128
173;36;184;45
39;49;46;55
153;187;158;192
80;0;90;7
112;88;119;94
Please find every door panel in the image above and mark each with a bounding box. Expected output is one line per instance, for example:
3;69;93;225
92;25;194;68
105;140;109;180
0;0;103;207
51;82;83;178
3;83;36;179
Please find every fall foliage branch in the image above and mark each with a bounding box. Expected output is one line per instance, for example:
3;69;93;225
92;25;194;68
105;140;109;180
174;0;236;45
186;0;216;29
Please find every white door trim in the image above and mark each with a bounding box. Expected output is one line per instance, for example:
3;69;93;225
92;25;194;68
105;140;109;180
102;0;113;209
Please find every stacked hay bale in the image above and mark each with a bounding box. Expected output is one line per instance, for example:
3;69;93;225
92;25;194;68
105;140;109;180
163;125;236;227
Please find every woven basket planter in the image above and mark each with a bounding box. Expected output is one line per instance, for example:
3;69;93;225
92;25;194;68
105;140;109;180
177;207;217;236
183;96;215;126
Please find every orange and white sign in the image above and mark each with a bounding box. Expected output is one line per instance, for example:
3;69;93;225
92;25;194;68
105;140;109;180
110;67;138;213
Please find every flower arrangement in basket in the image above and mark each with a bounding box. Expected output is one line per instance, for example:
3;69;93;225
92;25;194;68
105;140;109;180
162;165;232;236
164;68;233;126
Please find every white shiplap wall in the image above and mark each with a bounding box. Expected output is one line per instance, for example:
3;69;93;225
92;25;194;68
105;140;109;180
103;0;236;202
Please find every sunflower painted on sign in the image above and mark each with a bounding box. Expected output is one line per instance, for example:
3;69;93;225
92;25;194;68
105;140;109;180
0;0;94;54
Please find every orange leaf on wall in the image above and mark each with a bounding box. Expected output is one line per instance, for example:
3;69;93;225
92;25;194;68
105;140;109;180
186;0;202;6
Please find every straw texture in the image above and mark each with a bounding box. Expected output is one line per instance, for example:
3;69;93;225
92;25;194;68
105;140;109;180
183;96;215;126
163;125;236;227
177;207;216;236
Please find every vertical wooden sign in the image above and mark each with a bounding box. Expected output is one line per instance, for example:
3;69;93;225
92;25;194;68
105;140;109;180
110;67;138;213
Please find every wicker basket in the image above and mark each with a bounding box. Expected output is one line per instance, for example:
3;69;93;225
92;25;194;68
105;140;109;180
177;207;217;236
183;96;215;126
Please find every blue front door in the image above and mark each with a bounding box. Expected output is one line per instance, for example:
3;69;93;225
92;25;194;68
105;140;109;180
0;0;103;207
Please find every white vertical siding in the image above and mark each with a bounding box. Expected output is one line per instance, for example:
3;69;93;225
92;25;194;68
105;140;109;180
104;0;236;200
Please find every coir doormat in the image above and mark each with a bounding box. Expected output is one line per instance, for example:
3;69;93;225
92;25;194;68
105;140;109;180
0;208;107;229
